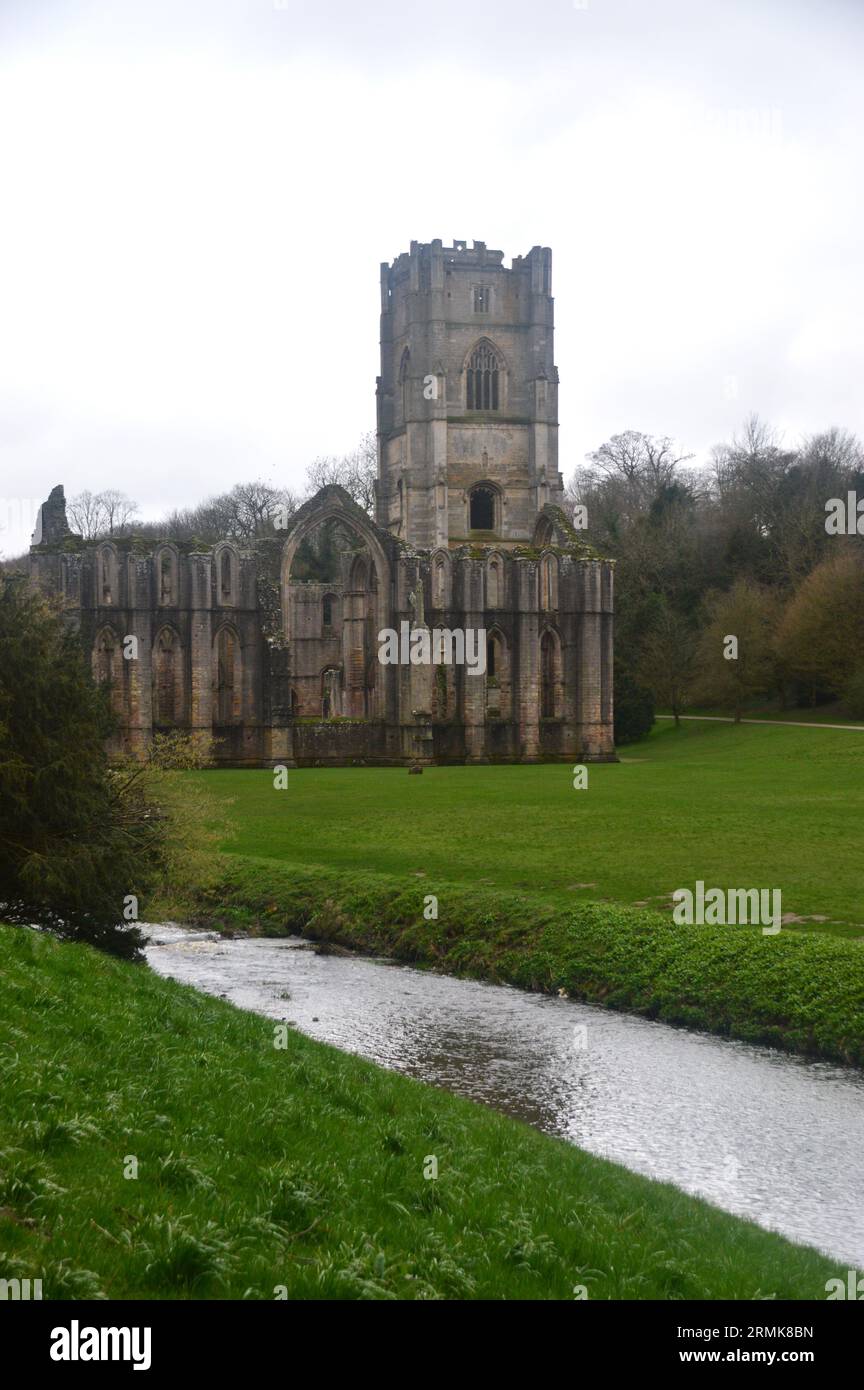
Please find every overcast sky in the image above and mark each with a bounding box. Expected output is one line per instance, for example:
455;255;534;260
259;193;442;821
1;0;862;555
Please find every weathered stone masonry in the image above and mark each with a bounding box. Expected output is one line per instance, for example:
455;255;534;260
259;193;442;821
28;240;615;765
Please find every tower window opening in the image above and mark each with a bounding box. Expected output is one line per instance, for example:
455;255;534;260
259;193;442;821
466;342;500;410
470;486;495;531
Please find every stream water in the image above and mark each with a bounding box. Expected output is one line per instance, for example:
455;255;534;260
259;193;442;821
144;923;864;1267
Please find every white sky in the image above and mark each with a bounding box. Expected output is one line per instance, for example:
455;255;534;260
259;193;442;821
1;0;862;555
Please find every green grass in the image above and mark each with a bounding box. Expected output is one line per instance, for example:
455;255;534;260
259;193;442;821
196;721;864;936
0;923;842;1300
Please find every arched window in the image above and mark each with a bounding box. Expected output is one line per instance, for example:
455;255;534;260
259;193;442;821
157;550;176;606
399;348;410;422
466;341;500;411
214;627;240;724
487;558;501;608
541;630;559;718
93;628;123;715
289;688;299;717
220;550;233;602
540;554;555;610
321;667;341;719
153;628;182;725
433;556;447;607
99;546;117;606
487;634;497;679
469;485;496;531
433;664;448;720
322;592;337;630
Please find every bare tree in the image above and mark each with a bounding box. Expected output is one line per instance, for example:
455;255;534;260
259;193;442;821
98;489;139;535
305;431;377;515
67;490;106;539
146;482;301;543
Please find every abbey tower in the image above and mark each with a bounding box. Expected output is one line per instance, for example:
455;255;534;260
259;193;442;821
376;240;564;548
29;239;615;766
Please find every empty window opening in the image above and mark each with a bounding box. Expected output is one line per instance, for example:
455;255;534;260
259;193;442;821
541;631;558;718
470;486;495;531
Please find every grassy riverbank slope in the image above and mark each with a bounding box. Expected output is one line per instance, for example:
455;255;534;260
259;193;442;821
195;857;864;1067
0;922;841;1300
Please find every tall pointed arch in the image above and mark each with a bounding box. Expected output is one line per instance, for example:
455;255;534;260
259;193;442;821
213;623;241;725
399;347;411;423
92;625;124;716
463;337;508;411
152;626;184;725
540;627;562;719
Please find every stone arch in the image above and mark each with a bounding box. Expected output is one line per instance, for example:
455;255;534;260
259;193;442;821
281;495;391;646
155;544;180;607
349;554;368;590
485;624;511;719
533;505;575;549
399;347;411;423
468;481;501;533
539;551;558;611
431;548;451;609
215;543;238;606
540;626;562;719
96;542;119;607
152;625;184;725
322;591;338;631
320;665;342;719
92;624;124;715
486;553;504;608
213;623;241;725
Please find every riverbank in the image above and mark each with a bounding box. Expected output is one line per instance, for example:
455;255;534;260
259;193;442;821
0;922;841;1299
188;855;864;1067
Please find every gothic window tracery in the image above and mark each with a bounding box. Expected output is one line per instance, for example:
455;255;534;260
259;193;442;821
466;341;500;411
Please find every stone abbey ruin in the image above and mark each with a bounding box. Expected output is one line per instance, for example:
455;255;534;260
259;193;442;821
29;239;615;766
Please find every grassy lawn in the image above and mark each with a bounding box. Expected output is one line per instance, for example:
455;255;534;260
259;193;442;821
0;923;841;1300
197;722;864;936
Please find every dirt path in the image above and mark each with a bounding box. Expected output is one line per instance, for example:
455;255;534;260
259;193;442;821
656;714;864;732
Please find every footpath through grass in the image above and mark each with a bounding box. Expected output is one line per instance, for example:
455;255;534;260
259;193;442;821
196;721;864;936
0;924;842;1300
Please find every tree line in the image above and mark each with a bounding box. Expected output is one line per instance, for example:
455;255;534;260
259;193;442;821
566;416;864;737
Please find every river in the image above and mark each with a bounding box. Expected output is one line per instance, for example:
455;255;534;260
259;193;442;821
144;923;864;1268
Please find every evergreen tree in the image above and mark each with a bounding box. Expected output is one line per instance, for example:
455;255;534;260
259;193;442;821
0;576;161;958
